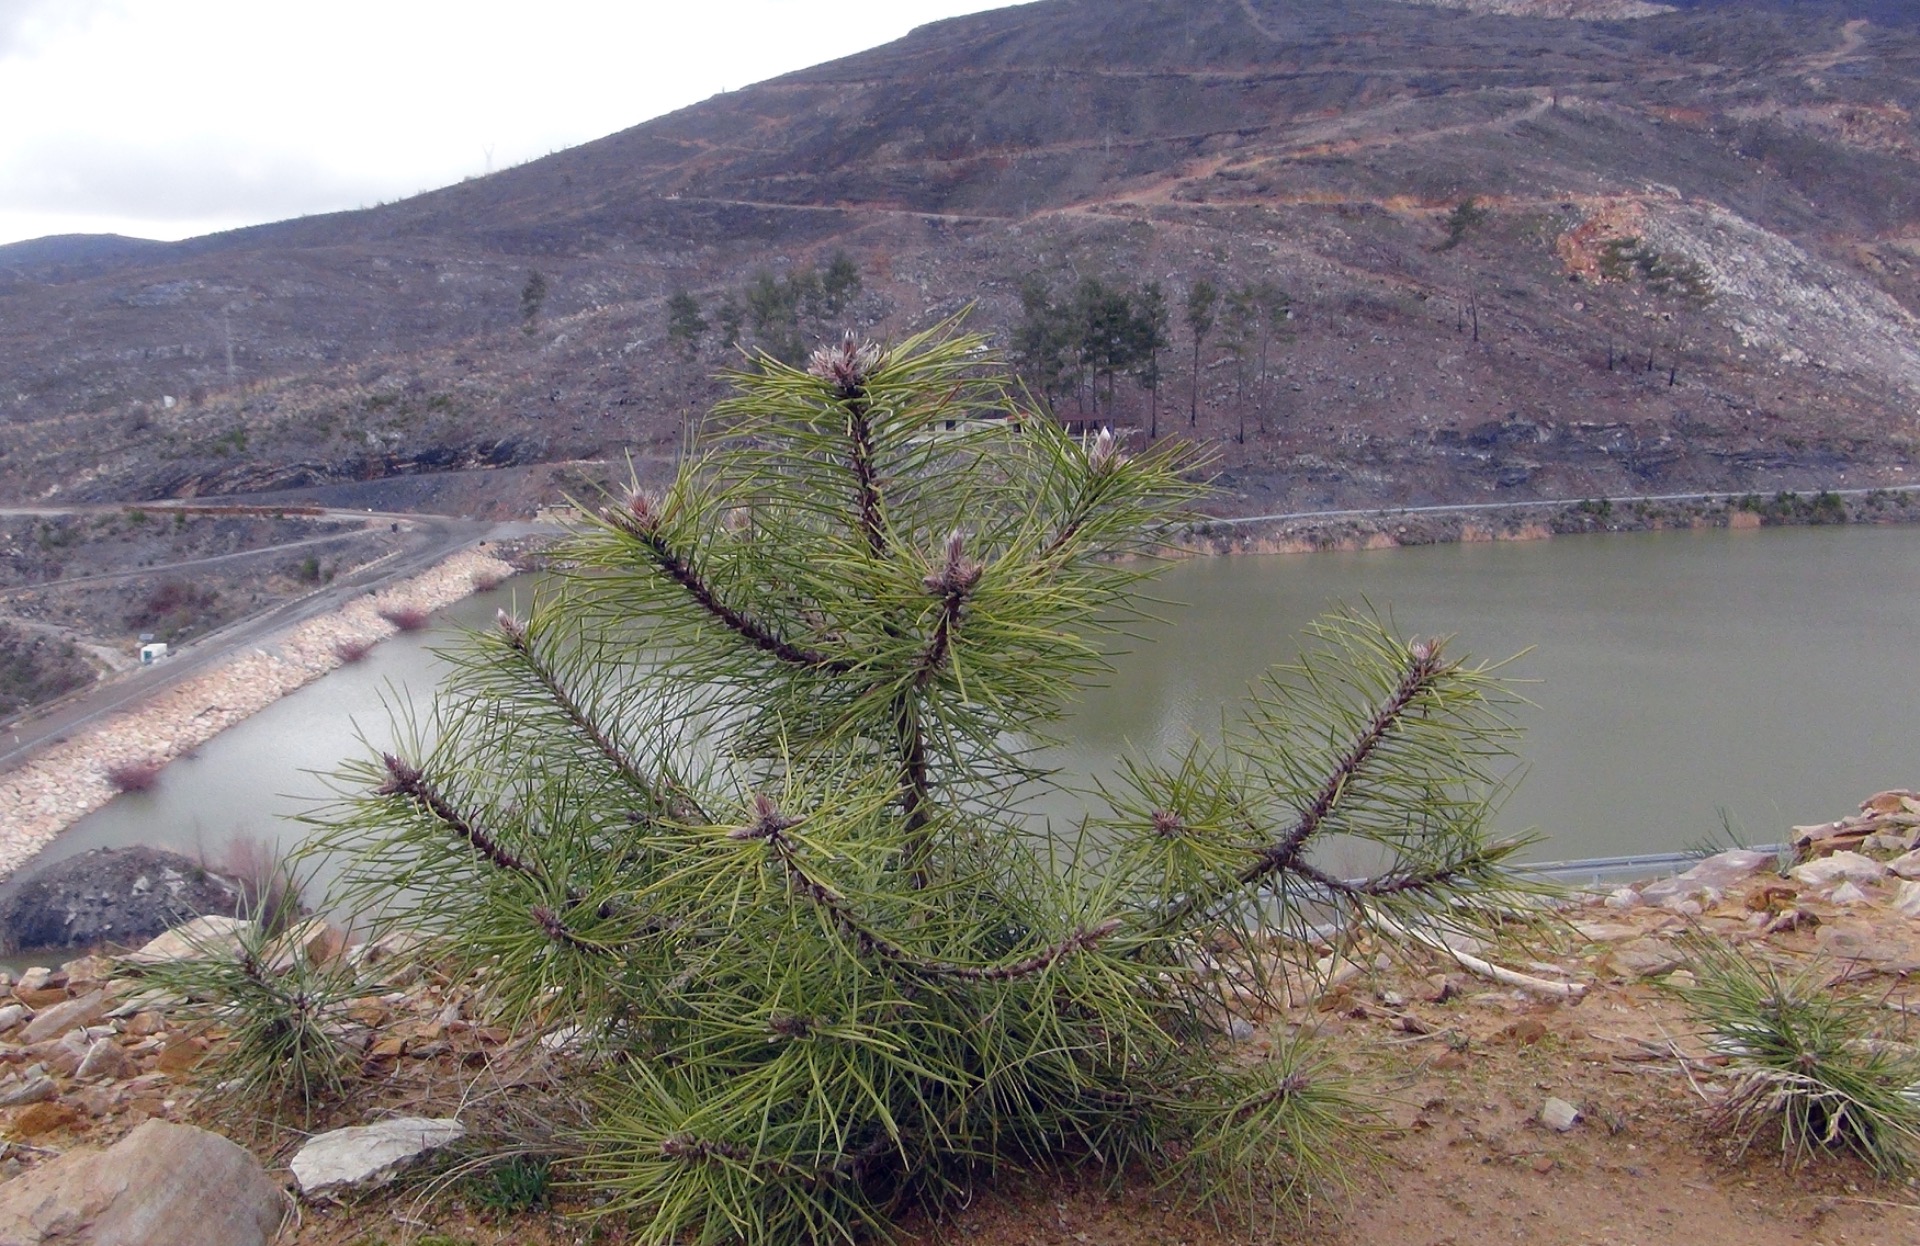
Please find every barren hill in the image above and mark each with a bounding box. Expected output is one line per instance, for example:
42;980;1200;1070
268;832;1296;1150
3;0;1918;516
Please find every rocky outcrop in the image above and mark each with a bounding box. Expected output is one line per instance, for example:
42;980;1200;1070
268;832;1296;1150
0;848;244;956
0;1119;284;1246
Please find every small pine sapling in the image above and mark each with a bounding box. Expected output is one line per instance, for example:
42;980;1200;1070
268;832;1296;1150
305;320;1537;1243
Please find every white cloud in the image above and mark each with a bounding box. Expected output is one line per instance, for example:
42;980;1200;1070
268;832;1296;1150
0;0;1016;245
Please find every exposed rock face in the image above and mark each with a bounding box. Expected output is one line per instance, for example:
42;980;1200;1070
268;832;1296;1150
0;1118;284;1246
0;848;243;955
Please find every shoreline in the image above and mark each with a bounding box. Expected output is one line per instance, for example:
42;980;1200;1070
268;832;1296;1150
1178;484;1920;555
0;546;516;883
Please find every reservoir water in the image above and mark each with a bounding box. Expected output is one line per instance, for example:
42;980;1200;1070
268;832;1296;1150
13;523;1920;896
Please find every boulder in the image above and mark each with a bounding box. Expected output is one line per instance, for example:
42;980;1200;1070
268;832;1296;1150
1894;880;1920;920
1790;850;1886;889
0;848;246;956
1828;881;1874;907
1638;850;1776;908
74;1039;132;1083
122;916;254;966
264;918;347;972
19;992;107;1045
1605;937;1684;980
0;1118;283;1246
0;1075;57;1108
288;1117;467;1197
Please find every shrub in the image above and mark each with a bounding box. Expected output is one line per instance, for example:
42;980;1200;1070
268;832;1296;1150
115;885;359;1122
106;760;163;793
379;604;431;632
1671;935;1920;1176
306;324;1534;1243
334;637;375;664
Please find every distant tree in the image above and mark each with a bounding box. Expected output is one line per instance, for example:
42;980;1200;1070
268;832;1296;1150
666;290;709;359
821;251;862;314
1072;276;1138;415
1184;278;1218;429
520;270;549;335
1249;281;1293;434
1432;197;1490;253
1220;287;1256;442
717;298;744;350
739;257;863;365
1012;276;1076;409
1132;281;1170;439
746;271;806;364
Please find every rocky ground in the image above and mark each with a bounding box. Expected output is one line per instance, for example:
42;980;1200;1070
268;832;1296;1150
0;792;1917;1244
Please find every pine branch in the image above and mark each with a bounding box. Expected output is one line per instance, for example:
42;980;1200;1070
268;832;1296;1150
809;335;892;558
494;610;708;823
1291;843;1517;903
531;903;610;955
377;752;542;881
1156;641;1448;931
734;794;1122;982
610;495;854;674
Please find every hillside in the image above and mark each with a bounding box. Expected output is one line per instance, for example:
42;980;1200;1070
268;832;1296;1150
2;0;1919;517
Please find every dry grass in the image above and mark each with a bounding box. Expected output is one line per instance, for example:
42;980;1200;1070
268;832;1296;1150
105;759;163;793
378;604;432;632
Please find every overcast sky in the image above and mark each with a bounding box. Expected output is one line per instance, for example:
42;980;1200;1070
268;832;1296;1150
0;0;1016;247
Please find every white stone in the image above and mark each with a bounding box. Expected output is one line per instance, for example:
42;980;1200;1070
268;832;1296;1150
1790;851;1887;888
1828;881;1874;907
1888;849;1920;880
0;1004;27;1032
1539;1097;1583;1132
289;1117;467;1197
124;915;255;965
1893;880;1920;920
1602;887;1642;911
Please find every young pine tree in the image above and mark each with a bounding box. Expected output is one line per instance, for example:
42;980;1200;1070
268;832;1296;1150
307;322;1536;1244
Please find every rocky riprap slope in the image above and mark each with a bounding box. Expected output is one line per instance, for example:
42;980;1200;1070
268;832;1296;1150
2;0;1918;519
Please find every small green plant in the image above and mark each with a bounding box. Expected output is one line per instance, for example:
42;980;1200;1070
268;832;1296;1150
306;323;1538;1244
1432;196;1490;252
116;886;359;1122
473;1155;554;1213
1670;935;1920;1177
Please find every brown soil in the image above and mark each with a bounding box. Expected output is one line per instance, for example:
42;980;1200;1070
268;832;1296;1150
23;850;1919;1246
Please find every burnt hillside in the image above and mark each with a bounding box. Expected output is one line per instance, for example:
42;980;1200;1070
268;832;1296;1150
2;0;1917;516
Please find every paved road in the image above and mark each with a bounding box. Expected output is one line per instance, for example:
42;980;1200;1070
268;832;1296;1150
1202;480;1920;528
0;510;496;774
0;528;379;598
